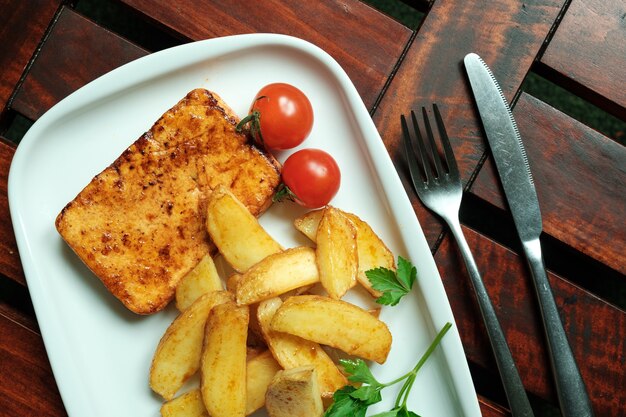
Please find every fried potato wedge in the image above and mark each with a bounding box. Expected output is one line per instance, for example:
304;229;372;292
293;209;324;242
201;301;249;417
176;254;224;311
227;273;266;349
246;350;282;415
343;212;395;297
316;207;358;299
150;291;234;400
226;273;242;293
206;185;282;272
257;298;347;398
265;366;323;417
270;295;392;364
236;247;319;305
161;389;208;417
295;208;395;297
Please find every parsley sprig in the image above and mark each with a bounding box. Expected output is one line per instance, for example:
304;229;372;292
366;256;417;306
324;322;452;417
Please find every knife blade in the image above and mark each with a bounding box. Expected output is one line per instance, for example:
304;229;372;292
463;52;594;417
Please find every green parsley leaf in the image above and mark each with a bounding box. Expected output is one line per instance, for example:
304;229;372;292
366;256;417;306
324;322;451;417
339;359;380;386
398;407;420;417
396;256;417;291
323;386;368;417
372;406;420;417
370;412;401;417
350;384;383;405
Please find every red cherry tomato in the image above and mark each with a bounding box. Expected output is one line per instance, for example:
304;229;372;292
280;149;341;208
241;83;314;150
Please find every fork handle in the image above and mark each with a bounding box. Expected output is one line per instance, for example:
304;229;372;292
447;217;534;417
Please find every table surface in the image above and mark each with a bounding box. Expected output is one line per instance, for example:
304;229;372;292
0;1;624;416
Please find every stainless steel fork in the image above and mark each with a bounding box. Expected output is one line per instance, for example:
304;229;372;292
402;105;534;417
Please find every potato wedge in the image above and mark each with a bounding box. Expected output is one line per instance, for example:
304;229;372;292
343;212;395;297
226;273;243;293
176;254;224;311
201;301;249;417
246;350;282;415
293;209;324;242
265;366;323;417
236;247;319;305
150;291;233;400
316;207;358;299
257;298;347;398
295;208;395;297
161;389;208;417
270;295;392;364
206;185;282;272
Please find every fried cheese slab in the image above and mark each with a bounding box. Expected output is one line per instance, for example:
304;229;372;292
55;89;281;314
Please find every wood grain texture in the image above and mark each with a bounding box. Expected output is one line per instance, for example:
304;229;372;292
11;7;148;121
0;0;60;114
479;398;511;417
0;310;66;417
372;0;566;246
116;0;411;110
436;226;626;416
1;2;623;417
0;139;24;285
539;0;626;118
471;93;626;275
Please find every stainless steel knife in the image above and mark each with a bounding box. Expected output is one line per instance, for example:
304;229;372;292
463;52;594;417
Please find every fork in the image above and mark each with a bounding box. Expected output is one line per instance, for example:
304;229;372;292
401;105;534;417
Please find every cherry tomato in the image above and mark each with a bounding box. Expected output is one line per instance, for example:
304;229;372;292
240;83;314;150
279;149;341;208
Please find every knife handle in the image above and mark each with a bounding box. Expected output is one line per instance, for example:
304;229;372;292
448;218;534;417
522;238;594;417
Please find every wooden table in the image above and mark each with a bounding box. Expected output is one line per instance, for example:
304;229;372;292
1;1;624;416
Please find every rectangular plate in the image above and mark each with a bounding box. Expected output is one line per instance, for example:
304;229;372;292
9;34;480;417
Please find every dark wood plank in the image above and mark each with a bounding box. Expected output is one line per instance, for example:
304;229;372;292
372;0;567;246
539;0;626;119
11;7;148;121
0;289;37;335
0;310;66;417
0;139;24;285
479;397;510;417
401;0;433;13
436;226;626;416
0;0;61;115
116;0;412;110
471;93;626;275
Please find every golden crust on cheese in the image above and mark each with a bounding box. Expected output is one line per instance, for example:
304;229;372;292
55;89;281;314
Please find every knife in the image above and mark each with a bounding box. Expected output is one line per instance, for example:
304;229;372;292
463;52;594;417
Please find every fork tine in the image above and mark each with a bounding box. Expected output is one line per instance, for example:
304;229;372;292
401;114;426;188
433;103;458;175
410;110;433;183
421;107;445;178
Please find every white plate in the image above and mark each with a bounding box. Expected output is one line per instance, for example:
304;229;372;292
9;34;480;417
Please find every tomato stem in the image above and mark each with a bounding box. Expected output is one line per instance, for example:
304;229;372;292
235;110;265;147
273;183;298;203
235;113;256;131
